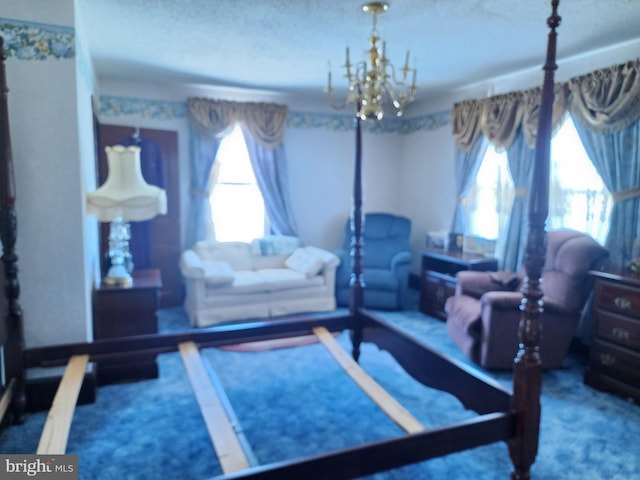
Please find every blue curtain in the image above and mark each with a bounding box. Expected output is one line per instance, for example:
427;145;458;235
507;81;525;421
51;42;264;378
567;60;640;268
451;135;487;233
501;128;535;271
241;124;298;236
185;128;223;248
185;98;295;246
571;117;640;269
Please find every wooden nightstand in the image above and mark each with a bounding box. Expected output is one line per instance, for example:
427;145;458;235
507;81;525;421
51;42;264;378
584;269;640;402
93;268;162;385
419;249;498;320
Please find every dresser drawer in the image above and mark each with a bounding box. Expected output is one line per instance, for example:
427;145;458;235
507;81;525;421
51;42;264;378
595;309;640;350
595;280;640;319
589;339;640;387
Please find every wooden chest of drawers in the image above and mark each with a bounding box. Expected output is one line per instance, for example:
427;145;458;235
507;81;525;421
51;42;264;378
584;270;640;402
419;249;498;320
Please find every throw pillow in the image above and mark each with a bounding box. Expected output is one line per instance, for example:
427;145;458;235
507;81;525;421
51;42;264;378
285;248;324;278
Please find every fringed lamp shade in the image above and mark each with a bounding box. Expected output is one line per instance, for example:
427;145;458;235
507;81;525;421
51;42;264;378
87;145;167;286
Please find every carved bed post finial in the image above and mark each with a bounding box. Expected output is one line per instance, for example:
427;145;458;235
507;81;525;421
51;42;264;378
508;1;560;479
0;35;26;424
350;96;365;362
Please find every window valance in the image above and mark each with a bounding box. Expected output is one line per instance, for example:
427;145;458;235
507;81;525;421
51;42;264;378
452;85;567;151
452;58;640;150
188;98;288;149
568;59;640;134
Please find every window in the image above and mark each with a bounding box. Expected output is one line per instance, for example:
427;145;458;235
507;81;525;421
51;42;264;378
209;125;267;242
547;117;611;243
466;116;611;248
467;147;514;241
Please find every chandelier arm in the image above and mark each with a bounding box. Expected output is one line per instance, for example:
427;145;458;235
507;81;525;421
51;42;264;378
384;63;414;88
327;87;352;111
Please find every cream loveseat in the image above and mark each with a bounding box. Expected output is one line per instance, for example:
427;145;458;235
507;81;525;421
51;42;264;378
180;236;340;327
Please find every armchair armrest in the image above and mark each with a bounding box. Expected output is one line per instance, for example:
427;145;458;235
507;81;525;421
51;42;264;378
390;251;411;271
480;290;523;309
456;270;521;298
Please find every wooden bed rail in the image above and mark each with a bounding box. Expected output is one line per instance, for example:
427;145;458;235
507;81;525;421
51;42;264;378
23;314;352;369
37;355;89;454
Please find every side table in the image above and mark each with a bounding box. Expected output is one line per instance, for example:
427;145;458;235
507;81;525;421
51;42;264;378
419;249;498;320
93;268;162;385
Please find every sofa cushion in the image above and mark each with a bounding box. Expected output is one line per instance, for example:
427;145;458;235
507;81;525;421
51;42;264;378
257;268;323;290
252;254;288;270
202;261;235;287
228;271;271;294
193;241;253;271
285;248;324;278
207;269;321;295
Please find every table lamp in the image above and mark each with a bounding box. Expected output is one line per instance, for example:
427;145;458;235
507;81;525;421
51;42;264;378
87;145;167;287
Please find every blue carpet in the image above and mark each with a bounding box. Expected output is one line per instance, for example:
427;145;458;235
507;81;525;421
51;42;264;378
1;292;639;479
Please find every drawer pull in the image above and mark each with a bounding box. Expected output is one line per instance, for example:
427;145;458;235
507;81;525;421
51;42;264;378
612;327;630;342
599;353;616;367
613;297;632;311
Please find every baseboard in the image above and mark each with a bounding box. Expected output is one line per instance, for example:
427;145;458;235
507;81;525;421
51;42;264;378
25;362;97;413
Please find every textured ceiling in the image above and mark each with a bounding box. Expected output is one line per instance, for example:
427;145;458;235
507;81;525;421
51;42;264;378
77;0;640;102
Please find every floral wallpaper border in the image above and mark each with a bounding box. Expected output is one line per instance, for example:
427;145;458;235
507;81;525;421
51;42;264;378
0;17;75;60
99;95;449;134
100;95;189;121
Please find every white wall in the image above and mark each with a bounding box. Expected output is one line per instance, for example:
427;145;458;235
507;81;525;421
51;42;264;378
400;127;456;273
286;126;404;251
3;0;93;347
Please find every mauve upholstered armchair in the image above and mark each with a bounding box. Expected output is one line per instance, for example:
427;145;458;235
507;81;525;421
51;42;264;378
335;213;412;310
444;229;609;369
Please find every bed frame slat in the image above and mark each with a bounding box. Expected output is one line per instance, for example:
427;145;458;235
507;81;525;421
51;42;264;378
0;378;15;424
179;341;251;474
36;354;89;454
313;326;425;434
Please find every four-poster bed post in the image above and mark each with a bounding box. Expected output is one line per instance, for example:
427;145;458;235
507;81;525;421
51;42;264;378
0;1;565;477
350;109;365;361
509;2;559;478
0;36;26;427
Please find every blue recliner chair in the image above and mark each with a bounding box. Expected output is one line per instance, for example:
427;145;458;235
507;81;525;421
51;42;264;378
335;212;412;310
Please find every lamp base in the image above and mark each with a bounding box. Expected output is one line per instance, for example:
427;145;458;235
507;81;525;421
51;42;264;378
103;264;133;288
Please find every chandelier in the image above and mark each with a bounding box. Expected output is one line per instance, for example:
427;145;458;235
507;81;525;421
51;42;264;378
327;2;417;121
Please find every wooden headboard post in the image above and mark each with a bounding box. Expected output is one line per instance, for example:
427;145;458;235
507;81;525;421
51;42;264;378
0;36;26;425
508;1;560;479
349;111;365;362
